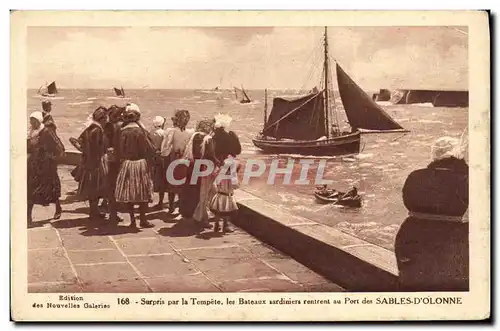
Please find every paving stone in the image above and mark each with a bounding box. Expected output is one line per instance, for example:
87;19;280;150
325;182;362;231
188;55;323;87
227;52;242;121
128;254;197;278
145;273;220;292
81;279;151;293
67;249;125;265
219;277;304;292
303;282;345;292
159;227;255;250
115;237;174;256
28;248;76;284
74;262;140;286
109;227;158;239
183;248;280;283
59;233;114;250
28;282;83;293
28;229;60;250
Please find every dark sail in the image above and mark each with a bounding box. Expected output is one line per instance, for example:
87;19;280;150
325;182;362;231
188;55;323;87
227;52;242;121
47;81;57;95
114;87;124;97
241;87;251;102
262;92;326;140
336;64;404;131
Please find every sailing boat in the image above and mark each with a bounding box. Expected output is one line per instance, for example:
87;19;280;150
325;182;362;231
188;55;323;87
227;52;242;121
113;86;125;98
252;27;406;156
38;81;58;97
234;86;252;104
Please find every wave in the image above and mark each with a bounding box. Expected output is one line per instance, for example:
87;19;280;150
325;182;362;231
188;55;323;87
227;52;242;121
375;101;393;107
412;102;434;108
106;96;132;100
32;95;65;100
67;101;94;106
86;97;98;100
416;119;442;124
277;153;336;160
356;153;374;159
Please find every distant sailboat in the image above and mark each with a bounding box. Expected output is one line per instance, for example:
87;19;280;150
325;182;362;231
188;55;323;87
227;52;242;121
38;81;58;97
252;27;407;156
234;86;251;104
113;86;125;98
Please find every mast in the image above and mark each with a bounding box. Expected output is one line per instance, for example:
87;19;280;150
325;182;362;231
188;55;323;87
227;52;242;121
264;88;268;126
323;27;330;138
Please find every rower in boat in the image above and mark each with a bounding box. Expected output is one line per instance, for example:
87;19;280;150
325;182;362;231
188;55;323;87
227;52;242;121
315;185;341;199
340;186;358;199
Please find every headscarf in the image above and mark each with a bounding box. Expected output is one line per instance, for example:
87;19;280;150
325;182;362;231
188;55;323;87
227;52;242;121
196;119;215;135
123;103;141;124
30;111;43;123
431;136;465;161
28;111;45;139
172;109;190;130
153;116;166;128
214;113;232;129
92;106;108;122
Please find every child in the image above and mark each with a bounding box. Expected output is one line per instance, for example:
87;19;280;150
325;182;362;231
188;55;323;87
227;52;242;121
210;156;240;233
150;116;167;209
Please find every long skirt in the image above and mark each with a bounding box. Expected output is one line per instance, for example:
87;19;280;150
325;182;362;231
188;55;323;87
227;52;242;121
167;154;189;195
193;176;216;223
77;155;108;200
178;162;200;218
115;159;153;203
27;154;61;205
151;154;166;193
210;193;238;216
395;216;469;291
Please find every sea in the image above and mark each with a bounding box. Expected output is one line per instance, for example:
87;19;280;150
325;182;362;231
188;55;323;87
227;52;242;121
27;89;469;251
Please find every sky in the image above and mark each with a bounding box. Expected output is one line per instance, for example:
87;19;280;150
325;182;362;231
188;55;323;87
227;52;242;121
27;26;468;90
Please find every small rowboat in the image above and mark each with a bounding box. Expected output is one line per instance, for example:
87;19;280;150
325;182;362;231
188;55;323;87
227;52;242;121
314;191;362;208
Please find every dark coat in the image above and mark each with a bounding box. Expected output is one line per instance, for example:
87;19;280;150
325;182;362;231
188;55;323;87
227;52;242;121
77;123;107;200
213;129;241;161
118;124;156;162
27;128;63;205
395;157;469;291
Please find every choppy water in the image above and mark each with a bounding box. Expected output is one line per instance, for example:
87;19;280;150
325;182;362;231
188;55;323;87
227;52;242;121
27;89;468;250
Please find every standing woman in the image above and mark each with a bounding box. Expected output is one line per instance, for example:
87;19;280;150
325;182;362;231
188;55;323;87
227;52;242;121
104;105;125;223
160;109;192;214
27;111;64;225
212;113;241;161
187;119;220;228
395;136;469;291
150;116;167;209
115;104;156;228
77;106;109;221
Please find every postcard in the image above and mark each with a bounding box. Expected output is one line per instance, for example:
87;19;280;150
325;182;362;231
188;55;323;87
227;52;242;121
11;10;490;321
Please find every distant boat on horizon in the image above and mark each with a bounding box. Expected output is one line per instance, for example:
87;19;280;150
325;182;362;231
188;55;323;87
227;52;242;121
234;86;251;104
38;81;58;97
113;86;126;98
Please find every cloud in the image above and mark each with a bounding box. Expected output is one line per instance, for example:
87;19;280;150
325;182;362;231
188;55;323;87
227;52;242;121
195;27;274;45
27;26;468;90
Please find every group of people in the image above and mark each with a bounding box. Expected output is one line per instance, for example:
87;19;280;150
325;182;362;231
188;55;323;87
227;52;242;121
27;100;469;291
28;101;242;233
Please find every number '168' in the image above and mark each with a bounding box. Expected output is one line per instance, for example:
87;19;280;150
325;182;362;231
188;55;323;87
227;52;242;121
118;298;130;305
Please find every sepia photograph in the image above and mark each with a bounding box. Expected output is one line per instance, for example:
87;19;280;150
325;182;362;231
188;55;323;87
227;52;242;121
10;10;490;321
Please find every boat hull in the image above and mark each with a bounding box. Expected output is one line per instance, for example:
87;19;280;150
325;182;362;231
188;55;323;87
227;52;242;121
252;131;361;156
314;192;362;208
